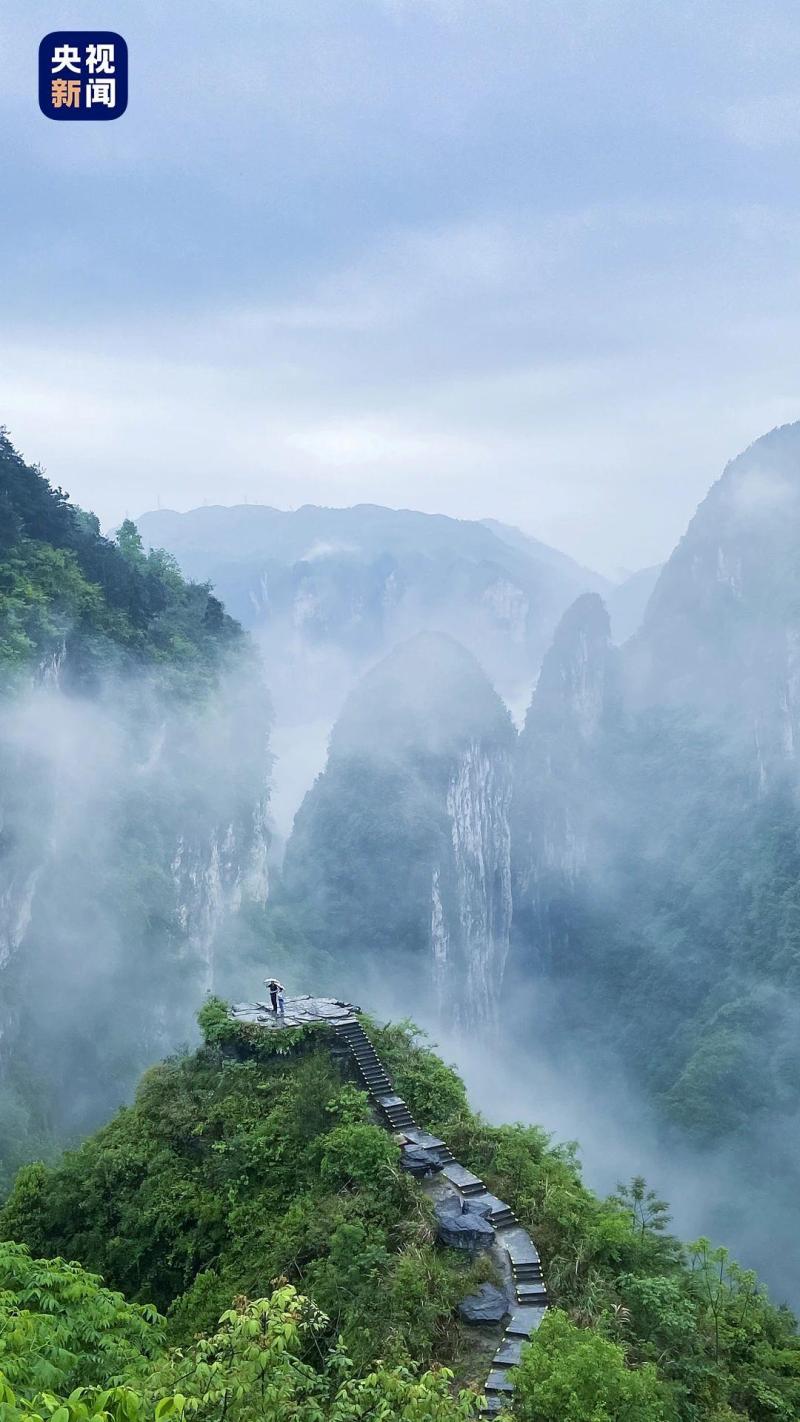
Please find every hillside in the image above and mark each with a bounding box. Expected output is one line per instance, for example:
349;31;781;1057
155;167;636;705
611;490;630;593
1;1002;798;1421
0;429;243;688
0;430;272;1190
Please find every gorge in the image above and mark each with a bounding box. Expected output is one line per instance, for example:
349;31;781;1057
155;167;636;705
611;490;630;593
5;420;800;1310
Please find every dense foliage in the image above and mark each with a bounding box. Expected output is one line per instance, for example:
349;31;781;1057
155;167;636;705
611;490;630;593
2;1011;798;1420
0;428;241;690
0;1256;477;1422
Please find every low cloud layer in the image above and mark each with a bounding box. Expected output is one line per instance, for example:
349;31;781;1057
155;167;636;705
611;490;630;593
3;3;800;572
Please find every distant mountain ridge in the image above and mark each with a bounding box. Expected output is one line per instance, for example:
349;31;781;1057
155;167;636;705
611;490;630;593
136;502;652;710
136;504;609;656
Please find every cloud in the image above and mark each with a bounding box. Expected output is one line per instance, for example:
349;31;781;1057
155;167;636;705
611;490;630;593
4;3;800;571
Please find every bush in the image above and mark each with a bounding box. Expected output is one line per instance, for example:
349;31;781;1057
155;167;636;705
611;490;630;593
512;1309;676;1422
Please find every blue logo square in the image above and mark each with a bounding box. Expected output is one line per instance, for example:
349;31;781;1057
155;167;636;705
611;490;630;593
39;32;128;120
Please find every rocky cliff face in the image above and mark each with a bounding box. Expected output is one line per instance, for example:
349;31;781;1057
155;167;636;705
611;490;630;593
432;739;513;1025
0;667;272;1158
507;423;800;1158
277;632;515;1024
511;594;617;973
627;422;800;783
136;503;611;724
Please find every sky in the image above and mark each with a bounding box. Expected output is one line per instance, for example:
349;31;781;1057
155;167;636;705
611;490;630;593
3;1;800;575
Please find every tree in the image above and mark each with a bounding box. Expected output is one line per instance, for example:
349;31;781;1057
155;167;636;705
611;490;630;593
0;1241;162;1399
511;1309;676;1422
116;519;146;566
611;1177;672;1242
0;1287;481;1422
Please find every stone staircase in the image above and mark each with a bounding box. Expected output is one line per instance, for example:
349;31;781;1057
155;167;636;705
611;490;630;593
332;1013;549;1414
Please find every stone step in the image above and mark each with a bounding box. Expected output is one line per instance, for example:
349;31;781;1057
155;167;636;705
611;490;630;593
505;1305;548;1338
516;1285;548;1305
441;1162;486;1194
493;1336;525;1368
501;1227;541;1267
484;1370;514;1394
476;1193;517;1227
400;1132;451;1160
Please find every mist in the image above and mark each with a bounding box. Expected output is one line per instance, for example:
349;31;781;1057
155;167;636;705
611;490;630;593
0;652;272;1186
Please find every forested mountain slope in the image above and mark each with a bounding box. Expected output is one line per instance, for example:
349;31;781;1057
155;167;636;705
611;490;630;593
1;1005;797;1421
275;632;515;1023
0;430;272;1188
513;423;800;1132
508;424;800;1308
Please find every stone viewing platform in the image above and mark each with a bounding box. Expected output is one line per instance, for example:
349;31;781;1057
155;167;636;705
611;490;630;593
231;994;359;1029
230;993;548;1413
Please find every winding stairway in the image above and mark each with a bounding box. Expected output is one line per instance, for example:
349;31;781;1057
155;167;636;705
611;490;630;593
332;1013;549;1413
232;994;549;1412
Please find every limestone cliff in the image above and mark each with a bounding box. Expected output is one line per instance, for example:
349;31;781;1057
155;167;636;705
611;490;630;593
511;594;617;973
277;632;514;1024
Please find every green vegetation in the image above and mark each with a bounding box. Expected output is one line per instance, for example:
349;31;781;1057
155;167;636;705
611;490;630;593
0;431;270;1195
0;427;242;690
0;1257;476;1422
276;633;514;979
2;1009;798;1420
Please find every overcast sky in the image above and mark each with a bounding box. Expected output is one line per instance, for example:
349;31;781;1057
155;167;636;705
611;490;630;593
3;1;800;574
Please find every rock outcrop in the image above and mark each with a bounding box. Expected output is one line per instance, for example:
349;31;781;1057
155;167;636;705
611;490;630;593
279;632;515;1025
458;1283;509;1324
435;1195;495;1252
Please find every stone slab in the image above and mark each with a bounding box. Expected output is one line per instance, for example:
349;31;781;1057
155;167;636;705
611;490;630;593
442;1162;485;1192
501;1227;540;1266
477;1191;514;1218
231;996;359;1030
402;1128;447;1150
458;1283;508;1325
435;1197;495;1251
484;1370;514;1393
493;1337;524;1367
505;1305;548;1338
516;1283;548;1302
401;1145;443;1178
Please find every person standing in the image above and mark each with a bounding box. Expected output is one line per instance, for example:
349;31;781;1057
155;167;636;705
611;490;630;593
277;983;286;1018
265;978;279;1013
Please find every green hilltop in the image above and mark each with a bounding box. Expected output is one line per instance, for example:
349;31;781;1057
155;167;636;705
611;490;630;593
1;1004;798;1421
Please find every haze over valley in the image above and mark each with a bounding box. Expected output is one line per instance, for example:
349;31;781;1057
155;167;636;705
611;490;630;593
4;419;800;1312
